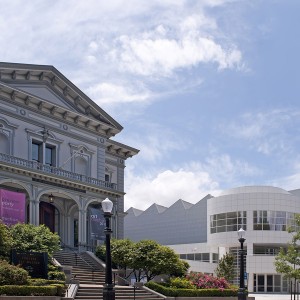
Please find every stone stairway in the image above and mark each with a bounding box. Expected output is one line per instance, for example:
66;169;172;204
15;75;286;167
75;285;164;300
53;250;105;284
54;250;164;300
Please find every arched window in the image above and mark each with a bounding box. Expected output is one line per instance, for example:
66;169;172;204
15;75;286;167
75;156;88;176
0;133;9;154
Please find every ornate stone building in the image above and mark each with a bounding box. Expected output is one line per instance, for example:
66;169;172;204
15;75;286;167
0;62;138;250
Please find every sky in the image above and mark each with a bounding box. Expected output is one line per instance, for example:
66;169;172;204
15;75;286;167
1;0;300;211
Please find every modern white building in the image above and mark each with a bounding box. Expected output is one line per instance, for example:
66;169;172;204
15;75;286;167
0;62;138;250
125;186;300;293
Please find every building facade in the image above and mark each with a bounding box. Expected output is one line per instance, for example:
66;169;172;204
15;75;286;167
125;186;300;293
0;62;138;250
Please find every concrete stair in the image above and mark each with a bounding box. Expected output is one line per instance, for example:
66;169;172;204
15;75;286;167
54;250;105;285
75;285;164;300
54;250;164;300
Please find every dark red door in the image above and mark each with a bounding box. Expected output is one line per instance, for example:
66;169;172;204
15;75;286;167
40;202;55;232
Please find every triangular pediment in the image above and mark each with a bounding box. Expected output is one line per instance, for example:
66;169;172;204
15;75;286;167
9;83;78;111
0;62;123;137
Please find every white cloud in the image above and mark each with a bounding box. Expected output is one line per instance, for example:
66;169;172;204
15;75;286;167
87;82;151;105
124;153;259;210
112;16;242;77
0;0;244;107
118;127;187;163
223;109;300;155
196;154;261;181
124;166;220;210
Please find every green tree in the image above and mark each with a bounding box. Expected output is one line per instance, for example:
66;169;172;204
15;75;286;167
111;239;134;270
215;252;235;282
96;239;189;282
96;238;134;270
10;223;60;257
129;240;189;282
0;221;12;260
275;215;300;298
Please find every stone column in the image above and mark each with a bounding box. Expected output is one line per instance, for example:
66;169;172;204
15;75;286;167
28;199;36;225
78;209;87;252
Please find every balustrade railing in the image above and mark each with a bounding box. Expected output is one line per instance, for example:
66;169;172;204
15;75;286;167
0;152;117;190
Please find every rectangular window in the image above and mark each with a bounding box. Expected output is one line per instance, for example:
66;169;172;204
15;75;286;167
32;142;42;162
210;211;247;234
32;141;56;166
195;253;202;261
212;253;219;263
105;174;110;182
45;145;54;166
202;253;210;262
187;253;194;260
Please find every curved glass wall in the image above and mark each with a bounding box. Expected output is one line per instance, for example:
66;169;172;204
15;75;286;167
210;211;247;234
253;211;299;231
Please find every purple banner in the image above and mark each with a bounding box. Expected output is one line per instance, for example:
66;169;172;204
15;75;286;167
0;189;26;226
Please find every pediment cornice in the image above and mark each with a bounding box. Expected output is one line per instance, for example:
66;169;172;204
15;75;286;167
106;139;139;159
0;81;117;138
0;62;123;137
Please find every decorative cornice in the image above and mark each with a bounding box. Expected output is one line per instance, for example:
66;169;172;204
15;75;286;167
0;62;123;132
105;141;139;159
0;82;116;138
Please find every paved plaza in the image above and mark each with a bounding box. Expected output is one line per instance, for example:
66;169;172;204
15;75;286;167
249;293;293;300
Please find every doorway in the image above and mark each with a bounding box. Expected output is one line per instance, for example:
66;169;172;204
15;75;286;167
40;202;55;232
254;274;284;293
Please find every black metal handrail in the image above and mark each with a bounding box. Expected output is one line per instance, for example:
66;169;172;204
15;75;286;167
0;152;117;190
114;272;146;300
58;242;98;282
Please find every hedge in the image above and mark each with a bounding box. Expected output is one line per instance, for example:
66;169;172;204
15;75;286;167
28;279;65;286
0;285;59;296
145;281;238;297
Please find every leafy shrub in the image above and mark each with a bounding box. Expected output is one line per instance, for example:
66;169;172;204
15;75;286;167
50;283;66;296
28;278;65;286
10;223;61;257
187;271;230;290
27;278;66;295
0;259;29;285
145;281;238;297
48;270;66;281
0;221;12;260
170;277;196;289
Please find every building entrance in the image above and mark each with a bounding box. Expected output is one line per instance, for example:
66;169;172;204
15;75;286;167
40;202;55;232
253;274;287;293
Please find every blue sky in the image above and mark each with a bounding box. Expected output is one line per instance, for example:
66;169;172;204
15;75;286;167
1;0;300;210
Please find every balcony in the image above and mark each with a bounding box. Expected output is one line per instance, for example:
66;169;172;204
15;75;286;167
0;152;118;194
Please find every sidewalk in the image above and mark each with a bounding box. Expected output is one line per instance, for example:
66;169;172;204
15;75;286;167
249;293;292;300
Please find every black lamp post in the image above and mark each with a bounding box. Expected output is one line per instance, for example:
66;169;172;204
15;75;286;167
101;198;115;300
237;228;246;300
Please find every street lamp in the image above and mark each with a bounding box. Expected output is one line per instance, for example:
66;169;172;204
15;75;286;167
237;228;246;300
101;198;115;300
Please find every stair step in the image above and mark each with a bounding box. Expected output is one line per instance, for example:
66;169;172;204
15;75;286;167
54;251;164;300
